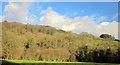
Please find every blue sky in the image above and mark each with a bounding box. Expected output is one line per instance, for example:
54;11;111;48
1;0;120;2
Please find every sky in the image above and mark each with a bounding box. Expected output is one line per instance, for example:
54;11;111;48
0;2;119;39
0;0;120;2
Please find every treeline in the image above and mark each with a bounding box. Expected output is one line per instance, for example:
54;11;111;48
69;46;120;63
1;22;119;63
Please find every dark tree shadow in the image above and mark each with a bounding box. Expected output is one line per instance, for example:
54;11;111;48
1;60;19;65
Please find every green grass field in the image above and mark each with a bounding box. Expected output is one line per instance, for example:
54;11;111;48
1;60;120;65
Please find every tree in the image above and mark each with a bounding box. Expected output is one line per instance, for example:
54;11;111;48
99;49;105;62
117;48;120;63
25;38;34;48
68;54;77;62
76;46;89;62
3;20;8;22
99;34;115;40
92;50;99;62
106;48;112;62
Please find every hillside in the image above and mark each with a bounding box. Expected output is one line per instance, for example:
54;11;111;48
0;22;119;63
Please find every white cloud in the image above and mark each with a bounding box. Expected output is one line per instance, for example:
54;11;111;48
99;21;118;38
2;2;36;24
40;7;72;29
39;7;119;38
97;16;108;22
100;22;110;26
0;16;2;22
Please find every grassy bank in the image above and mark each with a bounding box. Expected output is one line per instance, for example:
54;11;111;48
1;59;120;65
